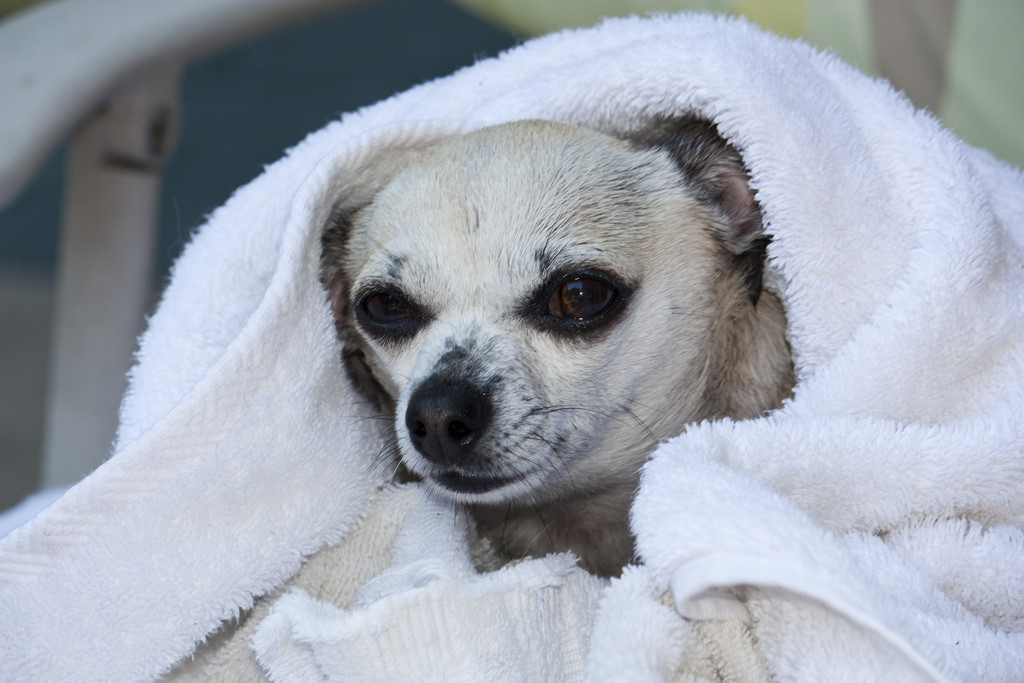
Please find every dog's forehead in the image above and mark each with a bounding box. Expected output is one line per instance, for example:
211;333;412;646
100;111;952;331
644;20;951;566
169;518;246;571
350;122;676;302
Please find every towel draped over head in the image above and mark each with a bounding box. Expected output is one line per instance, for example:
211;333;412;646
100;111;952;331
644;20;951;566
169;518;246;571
1;12;1022;682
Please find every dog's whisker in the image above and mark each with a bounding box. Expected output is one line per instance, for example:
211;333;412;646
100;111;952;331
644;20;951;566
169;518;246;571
620;405;657;445
349;412;397;424
499;502;518;556
368;435;404;482
521;429;576;489
341;397;381;408
522;501;556;556
527;402;651;444
667;307;718;322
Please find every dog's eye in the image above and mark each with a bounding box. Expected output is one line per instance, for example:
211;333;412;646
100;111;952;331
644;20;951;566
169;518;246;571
522;269;632;336
548;276;617;320
361;292;412;324
355;290;423;341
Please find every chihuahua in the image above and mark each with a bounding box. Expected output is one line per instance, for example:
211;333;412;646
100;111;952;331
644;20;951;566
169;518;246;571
320;118;794;577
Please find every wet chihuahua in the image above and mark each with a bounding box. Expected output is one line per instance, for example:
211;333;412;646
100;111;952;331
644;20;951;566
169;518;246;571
321;118;794;577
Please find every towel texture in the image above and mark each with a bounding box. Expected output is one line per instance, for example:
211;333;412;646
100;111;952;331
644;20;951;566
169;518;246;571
1;13;1022;681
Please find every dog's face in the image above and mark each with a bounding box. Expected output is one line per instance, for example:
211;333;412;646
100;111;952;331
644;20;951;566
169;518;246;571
323;120;788;516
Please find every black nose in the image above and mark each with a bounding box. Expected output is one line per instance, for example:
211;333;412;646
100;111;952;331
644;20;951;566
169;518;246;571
405;377;492;468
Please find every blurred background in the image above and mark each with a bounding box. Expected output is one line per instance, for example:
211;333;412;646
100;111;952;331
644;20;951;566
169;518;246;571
1;0;1021;511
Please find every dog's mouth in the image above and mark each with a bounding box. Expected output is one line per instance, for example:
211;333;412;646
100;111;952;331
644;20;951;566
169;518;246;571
430;470;524;496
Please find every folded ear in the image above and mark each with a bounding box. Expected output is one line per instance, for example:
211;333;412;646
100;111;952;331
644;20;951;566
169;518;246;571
636;117;769;304
319;203;396;410
320;204;361;322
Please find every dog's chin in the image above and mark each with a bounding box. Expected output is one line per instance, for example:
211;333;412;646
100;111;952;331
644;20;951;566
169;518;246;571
416;467;548;505
433;470;517;494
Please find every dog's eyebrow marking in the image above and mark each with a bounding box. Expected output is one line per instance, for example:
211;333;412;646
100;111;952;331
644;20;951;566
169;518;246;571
534;239;570;278
534;238;617;281
534;246;553;275
384;251;407;281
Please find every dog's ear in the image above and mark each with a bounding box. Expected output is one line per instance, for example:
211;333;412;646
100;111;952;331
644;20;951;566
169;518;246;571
639;117;769;304
320;204;397;411
320;204;359;323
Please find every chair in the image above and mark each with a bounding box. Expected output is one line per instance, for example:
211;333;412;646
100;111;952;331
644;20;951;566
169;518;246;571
0;0;368;488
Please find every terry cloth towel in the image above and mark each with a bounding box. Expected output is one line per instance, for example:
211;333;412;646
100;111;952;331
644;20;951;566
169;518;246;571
2;12;1022;682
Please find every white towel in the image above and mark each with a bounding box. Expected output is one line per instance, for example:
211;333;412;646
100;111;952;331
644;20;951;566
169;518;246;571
1;13;1022;682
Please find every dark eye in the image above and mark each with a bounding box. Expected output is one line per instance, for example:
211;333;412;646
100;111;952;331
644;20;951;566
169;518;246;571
362;292;411;324
548;276;617;320
355;289;422;340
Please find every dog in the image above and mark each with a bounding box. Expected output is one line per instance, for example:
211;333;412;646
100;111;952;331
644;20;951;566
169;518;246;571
320;118;794;577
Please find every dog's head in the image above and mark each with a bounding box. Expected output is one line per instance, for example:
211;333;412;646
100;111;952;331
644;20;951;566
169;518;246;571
321;119;788;507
